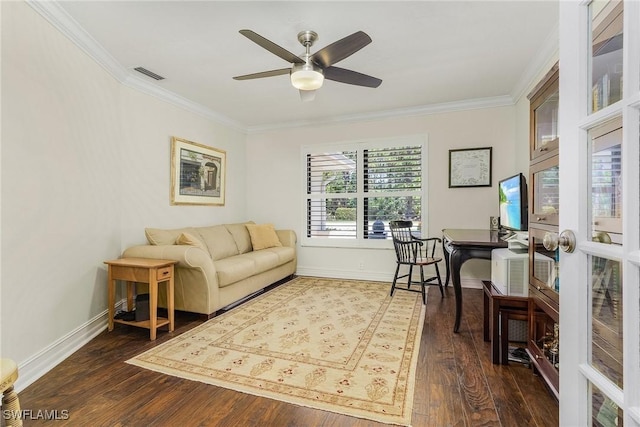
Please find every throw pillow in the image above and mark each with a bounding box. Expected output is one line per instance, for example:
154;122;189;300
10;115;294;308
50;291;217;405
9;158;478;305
145;227;194;245
175;232;208;252
246;224;282;250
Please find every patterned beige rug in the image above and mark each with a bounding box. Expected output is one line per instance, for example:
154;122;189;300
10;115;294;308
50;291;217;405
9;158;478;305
127;276;425;426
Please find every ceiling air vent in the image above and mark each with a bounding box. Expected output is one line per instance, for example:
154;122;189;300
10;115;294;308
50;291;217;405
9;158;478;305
134;67;165;81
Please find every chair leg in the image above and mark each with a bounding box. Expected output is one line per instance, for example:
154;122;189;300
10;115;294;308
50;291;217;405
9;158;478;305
407;265;413;290
419;266;426;305
435;263;444;298
390;263;401;296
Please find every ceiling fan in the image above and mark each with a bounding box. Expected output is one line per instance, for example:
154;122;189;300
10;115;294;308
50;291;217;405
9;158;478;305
233;29;382;101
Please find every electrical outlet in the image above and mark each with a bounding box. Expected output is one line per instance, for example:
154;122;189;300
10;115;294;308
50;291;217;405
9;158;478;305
358;262;365;270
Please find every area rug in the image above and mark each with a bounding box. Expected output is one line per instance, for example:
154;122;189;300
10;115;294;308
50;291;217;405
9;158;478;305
127;276;425;426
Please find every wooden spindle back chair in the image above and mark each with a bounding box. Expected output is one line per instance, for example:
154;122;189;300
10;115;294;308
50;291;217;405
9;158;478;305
389;220;444;304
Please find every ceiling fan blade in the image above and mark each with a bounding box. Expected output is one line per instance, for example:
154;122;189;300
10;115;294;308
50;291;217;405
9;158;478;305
299;90;316;102
233;68;291;80
310;31;372;68
239;29;305;64
324;66;382;88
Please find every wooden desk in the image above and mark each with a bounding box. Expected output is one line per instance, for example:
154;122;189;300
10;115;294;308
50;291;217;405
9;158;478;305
104;258;176;340
442;229;507;332
482;281;529;364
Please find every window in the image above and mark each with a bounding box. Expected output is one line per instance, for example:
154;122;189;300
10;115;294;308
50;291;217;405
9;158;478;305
303;136;426;246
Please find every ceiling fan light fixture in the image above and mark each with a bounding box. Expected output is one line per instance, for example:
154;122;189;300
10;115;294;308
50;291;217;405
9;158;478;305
291;64;324;90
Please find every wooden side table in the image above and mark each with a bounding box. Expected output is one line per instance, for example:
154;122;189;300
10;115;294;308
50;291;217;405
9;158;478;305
104;258;177;340
482;280;530;364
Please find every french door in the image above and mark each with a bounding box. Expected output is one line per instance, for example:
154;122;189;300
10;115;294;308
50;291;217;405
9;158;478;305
559;1;640;426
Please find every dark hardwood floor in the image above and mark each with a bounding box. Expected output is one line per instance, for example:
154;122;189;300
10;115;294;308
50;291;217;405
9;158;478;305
18;282;559;426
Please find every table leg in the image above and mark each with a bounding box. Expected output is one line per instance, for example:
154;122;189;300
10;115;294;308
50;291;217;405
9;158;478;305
168;275;175;332
149;271;158;341
500;311;510;365
126;282;134;311
442;237;451;287
492;298;501;364
483;287;490;342
107;274;115;332
449;248;466;333
449;246;495;333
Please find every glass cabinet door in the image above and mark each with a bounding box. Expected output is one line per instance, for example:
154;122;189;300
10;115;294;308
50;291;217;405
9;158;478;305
529;67;559;160
529;156;559;227
529;227;560;301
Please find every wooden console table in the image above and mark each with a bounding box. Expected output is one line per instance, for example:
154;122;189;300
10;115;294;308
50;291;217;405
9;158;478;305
104;258;176;340
442;229;507;332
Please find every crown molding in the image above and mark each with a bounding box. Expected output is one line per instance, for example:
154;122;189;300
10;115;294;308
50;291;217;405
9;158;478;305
246;95;515;134
120;74;245;131
26;0;246;133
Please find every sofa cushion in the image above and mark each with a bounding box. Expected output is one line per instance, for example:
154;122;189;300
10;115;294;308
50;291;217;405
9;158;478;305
175;232;208;253
241;250;280;272
246;224;282;250
214;247;295;288
245;246;295;268
196;225;239;261
214;256;257;287
262;246;296;265
225;222;254;254
146;227;197;246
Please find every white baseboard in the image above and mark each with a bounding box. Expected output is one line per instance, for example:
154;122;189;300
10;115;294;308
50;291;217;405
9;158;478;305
297;266;393;282
460;278;485;289
15;299;127;392
297;266;487;289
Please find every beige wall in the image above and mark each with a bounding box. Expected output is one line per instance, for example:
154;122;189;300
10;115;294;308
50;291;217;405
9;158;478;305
118;89;248;250
245;106;528;283
0;2;246;381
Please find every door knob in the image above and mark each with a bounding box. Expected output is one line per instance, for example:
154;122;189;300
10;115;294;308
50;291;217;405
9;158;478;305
543;230;576;253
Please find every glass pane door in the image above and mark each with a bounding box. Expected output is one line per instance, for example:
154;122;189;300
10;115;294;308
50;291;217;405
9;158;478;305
560;0;640;425
590;255;623;389
590;118;623;245
590;0;623;113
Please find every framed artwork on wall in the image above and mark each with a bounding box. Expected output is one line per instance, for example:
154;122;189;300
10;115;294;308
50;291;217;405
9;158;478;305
448;146;492;188
170;137;226;206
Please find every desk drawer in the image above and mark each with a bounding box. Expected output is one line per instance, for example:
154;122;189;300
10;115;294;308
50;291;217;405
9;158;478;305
156;266;173;281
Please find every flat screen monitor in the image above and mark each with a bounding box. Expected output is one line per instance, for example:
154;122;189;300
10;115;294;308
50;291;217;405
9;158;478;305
498;173;528;231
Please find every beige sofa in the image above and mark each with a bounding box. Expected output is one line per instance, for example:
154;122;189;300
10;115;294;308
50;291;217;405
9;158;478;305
122;222;296;317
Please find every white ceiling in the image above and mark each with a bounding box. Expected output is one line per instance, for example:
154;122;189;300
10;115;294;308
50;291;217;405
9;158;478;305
47;1;558;131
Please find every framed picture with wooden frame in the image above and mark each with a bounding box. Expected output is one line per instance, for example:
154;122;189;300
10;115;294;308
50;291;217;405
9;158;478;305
448;146;492;188
170;137;226;206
